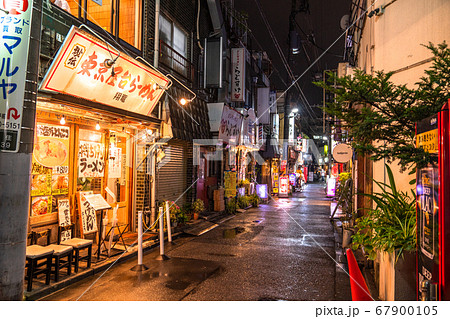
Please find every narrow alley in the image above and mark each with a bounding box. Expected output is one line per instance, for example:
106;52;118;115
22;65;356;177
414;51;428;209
40;183;349;301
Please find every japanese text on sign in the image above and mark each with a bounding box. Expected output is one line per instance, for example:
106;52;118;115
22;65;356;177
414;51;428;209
0;0;34;152
78;141;105;178
78;192;98;235
231;48;245;102
40;26;169;117
416;129;438;154
58;199;72;242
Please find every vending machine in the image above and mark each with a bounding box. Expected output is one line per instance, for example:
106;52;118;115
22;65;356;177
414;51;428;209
416;99;450;300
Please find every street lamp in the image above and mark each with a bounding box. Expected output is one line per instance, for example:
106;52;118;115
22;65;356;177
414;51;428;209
166;74;196;106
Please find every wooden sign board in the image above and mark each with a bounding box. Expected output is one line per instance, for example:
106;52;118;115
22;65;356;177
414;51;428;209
77;191;98;236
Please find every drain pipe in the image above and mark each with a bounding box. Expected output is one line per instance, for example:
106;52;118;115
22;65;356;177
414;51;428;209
152;0;160;225
154;0;160;68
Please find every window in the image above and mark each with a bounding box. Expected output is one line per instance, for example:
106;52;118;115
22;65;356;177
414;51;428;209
159;14;189;78
60;0;142;50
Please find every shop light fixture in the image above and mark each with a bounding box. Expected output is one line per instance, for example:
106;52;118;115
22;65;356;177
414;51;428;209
166;74;196;106
95;122;101;130
60;116;66;125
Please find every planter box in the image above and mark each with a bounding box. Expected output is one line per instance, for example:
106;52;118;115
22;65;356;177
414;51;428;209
378;250;416;300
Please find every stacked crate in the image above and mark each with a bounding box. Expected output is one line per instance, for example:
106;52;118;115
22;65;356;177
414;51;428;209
214;189;225;212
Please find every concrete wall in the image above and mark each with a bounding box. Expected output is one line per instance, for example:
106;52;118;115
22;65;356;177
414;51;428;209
357;0;450;192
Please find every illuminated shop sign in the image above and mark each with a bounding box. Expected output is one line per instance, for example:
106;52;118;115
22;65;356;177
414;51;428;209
0;0;34;152
40;26;169;117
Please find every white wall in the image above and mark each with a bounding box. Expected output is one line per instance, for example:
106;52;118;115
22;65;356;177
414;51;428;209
358;0;450;191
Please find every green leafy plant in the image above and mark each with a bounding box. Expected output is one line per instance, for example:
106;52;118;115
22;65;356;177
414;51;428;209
176;211;189;224
158;200;181;222
352;165;417;261
249;194;260;207
237;179;250;188
225;198;237;214
237;195;250;209
192;199;205;214
315;42;450;173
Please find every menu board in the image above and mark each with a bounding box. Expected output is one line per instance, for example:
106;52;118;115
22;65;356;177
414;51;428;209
31;123;70;215
58;198;72;242
108;146;122;179
224;171;237;198
78;141;105;178
77;191;98;235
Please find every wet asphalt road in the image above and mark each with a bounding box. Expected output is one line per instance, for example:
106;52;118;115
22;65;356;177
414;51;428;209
41;182;343;301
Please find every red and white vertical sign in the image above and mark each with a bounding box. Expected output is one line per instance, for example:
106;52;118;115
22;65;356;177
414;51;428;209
0;0;34;152
231;48;245;102
279;176;289;197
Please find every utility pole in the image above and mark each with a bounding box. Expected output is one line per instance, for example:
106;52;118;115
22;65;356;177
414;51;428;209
0;0;42;300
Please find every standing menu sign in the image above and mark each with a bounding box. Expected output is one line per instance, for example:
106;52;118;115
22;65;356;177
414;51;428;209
416;114;439;298
0;0;34;152
224;171;237;198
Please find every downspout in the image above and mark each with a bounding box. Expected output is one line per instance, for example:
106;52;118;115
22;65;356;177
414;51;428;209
154;0;160;68
151;0;161;225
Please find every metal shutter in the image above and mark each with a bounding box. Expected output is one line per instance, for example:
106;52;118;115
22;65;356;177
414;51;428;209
156;140;187;206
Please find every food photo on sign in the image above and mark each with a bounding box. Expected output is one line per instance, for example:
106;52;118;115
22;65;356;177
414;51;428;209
30;123;70;215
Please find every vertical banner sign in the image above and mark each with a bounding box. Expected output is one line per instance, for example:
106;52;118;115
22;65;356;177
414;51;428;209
416;114;439;297
288;116;295;145
0;0;34;152
58;198;72;242
256;87;270;125
231;48;245;102
108;146;122;178
279;176;289;197
78;191;98;235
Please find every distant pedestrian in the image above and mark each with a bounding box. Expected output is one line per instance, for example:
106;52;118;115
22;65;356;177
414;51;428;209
321;169;325;182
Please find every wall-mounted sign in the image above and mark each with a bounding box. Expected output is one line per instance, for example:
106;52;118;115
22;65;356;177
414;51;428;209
257;87;270;124
40;26;169;117
218;105;243;144
0;0;34;152
332;143;353;163
78;141;105;178
231;48;246;102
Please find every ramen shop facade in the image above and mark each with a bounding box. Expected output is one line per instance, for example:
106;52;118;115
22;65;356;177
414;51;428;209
30;24;168;242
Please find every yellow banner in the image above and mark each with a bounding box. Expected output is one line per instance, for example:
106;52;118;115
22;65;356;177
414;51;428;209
416;129;438;154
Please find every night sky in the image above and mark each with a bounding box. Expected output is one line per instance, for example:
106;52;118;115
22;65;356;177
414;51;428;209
235;0;351;134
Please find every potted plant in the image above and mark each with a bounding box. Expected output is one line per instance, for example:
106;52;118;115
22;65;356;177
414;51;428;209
237;179;250;195
225;197;237;215
192;199;205;220
249;194;260;207
351;164;416;300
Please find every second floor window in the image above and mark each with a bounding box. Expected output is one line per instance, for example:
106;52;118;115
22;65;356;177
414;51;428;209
60;0;142;50
159;14;189;78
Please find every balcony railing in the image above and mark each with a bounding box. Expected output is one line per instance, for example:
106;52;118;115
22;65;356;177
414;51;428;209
159;40;193;82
